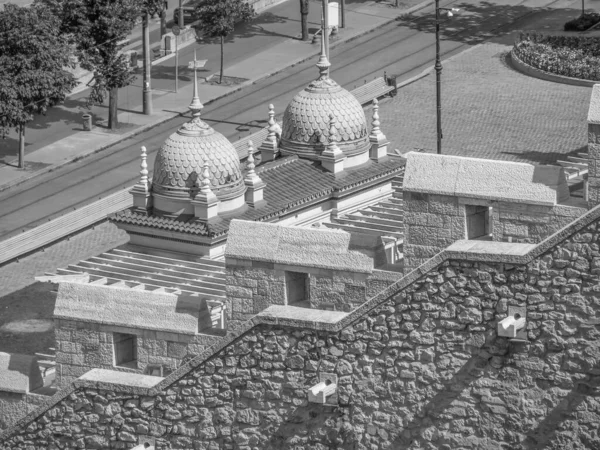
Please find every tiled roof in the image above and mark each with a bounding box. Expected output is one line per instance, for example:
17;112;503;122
111;156;405;238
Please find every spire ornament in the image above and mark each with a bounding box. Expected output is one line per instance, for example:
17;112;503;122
316;16;331;80
245;140;266;207
369;98;389;162
130;145;153;213
320;114;346;174
139;145;149;192
180;50;210;134
191;161;220;222
259;104;280;162
199;161;212;194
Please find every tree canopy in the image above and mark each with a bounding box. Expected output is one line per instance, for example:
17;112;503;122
36;0;144;128
0;3;77;140
195;0;255;83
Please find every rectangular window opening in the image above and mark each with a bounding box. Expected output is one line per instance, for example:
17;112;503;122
113;332;137;368
466;205;492;240
285;271;309;305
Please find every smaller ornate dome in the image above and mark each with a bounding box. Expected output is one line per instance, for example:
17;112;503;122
279;29;370;162
152;84;245;205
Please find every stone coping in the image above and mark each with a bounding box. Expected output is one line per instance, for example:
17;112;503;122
510;48;598;88
3;203;600;442
445;240;537;257
225;220;374;273
75;369;164;394
54;282;201;335
403;151;566;206
588;84;600;125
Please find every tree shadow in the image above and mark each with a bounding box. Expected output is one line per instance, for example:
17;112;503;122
0;281;56;356
398;1;586;47
500;145;589;166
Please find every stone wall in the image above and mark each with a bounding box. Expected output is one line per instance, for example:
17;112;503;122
588;85;600;208
226;262;400;321
403;192;586;273
0;392;48;431
54;319;222;388
3;206;600;449
493;202;585;243
403;192;466;272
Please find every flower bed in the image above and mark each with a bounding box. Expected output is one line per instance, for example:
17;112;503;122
513;33;600;81
564;13;600;31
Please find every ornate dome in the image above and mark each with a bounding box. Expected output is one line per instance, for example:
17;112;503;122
152;94;245;204
279;34;370;161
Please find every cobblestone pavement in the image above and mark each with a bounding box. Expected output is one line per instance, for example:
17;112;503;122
0;222;128;355
380;42;590;164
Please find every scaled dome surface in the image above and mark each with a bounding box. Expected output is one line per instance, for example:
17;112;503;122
280;58;370;161
152;108;245;203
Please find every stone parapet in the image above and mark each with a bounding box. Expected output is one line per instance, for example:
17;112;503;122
4;204;600;449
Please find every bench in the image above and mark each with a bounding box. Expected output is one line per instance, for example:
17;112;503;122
352;76;396;106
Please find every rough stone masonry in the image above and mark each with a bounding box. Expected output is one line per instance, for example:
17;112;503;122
3;204;600;449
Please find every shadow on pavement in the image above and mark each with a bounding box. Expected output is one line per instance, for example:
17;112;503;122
398;1;586;46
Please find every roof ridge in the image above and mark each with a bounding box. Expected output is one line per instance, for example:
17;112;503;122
256;155;300;174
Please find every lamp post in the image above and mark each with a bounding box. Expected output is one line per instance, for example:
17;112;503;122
434;3;459;154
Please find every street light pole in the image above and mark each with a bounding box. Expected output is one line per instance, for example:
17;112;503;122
143;12;153;116
435;0;442;155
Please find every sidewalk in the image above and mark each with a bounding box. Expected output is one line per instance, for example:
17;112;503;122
0;0;432;193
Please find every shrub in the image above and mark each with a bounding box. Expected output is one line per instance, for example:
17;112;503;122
564;13;600;31
513;32;600;81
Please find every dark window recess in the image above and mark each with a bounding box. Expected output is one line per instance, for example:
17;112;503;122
113;333;137;368
285;271;309;303
466;205;491;240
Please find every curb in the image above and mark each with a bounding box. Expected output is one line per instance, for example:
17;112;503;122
0;0;434;195
510;49;598;88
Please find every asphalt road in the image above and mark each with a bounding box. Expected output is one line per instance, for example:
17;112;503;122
0;0;564;240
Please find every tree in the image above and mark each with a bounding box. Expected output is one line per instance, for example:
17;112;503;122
195;0;255;84
0;3;77;168
300;0;309;41
37;0;143;130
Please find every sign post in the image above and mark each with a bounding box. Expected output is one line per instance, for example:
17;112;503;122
172;25;181;93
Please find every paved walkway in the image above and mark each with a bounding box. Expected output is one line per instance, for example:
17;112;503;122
379;2;597;164
0;0;428;192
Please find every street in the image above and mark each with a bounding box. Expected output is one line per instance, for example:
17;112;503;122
0;0;578;240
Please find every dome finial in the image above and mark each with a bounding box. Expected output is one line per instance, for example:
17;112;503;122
189;49;204;119
316;16;330;80
139;146;149;191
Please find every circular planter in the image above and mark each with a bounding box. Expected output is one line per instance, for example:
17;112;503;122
510;48;599;87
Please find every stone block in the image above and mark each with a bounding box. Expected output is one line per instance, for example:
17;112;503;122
404;198;429;214
429;196;460;216
167;341;188;359
502;222;529;238
226;285;253;299
408;226;439;246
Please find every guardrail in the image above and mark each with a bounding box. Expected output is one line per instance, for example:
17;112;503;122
0;81;395;267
